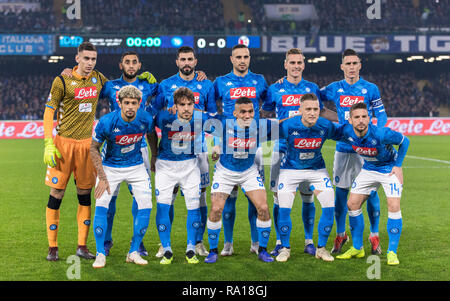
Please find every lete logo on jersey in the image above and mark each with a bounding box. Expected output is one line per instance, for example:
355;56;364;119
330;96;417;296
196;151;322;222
352;145;378;156
74;86;97;100
115;133;143;145
282;94;303;106
294;138;322;149
229;87;256;99
339;95;364;107
228;137;257;149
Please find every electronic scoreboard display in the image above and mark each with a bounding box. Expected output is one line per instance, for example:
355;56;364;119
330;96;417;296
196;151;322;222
56;35;261;54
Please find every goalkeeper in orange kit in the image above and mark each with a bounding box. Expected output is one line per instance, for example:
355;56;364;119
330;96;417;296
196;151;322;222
43;42;107;261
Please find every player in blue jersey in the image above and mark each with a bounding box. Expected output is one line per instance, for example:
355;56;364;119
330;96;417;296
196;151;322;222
276;93;340;262
149;87;212;265
204;97;277;263
320;49;388;255
212;44;269;256
261;48;338;257
89;85;155;268
336;102;409;265
153;47;217;258
98;51;159;257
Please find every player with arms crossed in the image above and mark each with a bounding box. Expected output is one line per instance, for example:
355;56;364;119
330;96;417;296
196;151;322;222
204;97;277;263
43;42;107;261
90;85;155;268
320;49;387;255
213;44;269;256
276;93;340;262
260;48;337;257
149;87;210;265
98;51;158;257
336;102;409;265
153;46;216;258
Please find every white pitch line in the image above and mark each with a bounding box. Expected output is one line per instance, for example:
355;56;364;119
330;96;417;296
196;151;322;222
405;155;450;165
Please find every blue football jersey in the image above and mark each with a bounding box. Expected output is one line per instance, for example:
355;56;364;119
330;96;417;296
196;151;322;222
209;116;277;172
154;110;211;161
213;70;269;119
340;123;408;173
263;78;325;153
320;77;387;153
280;116;342;170
153;73;217;114
93;109;155;168
100;76;158;149
263;78;324;119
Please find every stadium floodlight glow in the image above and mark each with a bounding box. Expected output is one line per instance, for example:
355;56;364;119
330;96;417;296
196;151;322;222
395;59;403;63
50;56;59;59
407;57;413;61
410;55;424;60
59;56;64;60
437;55;450;59
436;57;442;61
307;59;313;63
428;57;435;62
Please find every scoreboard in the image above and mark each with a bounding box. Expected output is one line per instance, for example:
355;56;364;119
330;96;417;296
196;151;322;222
56;34;262;55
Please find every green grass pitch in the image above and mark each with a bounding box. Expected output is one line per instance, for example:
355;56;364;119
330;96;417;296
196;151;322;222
0;136;449;281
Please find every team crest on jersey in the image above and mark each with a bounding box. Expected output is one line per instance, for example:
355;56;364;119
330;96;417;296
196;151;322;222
92;77;97;84
362;88;367;94
305;87;311;92
138;85;144;90
140;125;145;130
371;139;377;145
252;80;257;85
197;84;202;90
320;130;325;136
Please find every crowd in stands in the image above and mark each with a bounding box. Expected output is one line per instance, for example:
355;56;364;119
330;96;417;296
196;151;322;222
1;71;446;121
1;0;448;34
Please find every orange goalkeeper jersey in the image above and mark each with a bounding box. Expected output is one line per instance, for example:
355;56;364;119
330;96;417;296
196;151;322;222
45;67;107;140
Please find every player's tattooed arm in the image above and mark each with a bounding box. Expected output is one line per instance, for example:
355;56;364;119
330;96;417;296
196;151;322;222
320;107;338;122
90;140;110;199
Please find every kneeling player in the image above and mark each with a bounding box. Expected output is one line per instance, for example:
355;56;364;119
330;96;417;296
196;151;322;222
90;85;155;268
205;97;276;263
336;102;409;265
276;93;340;262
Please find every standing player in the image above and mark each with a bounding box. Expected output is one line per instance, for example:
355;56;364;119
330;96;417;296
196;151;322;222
149;87;209;265
260;48;337;257
153;46;217;257
204;97;276;263
90;85;154;268
43;42;107;261
213;44;269;256
98;51;158;257
336;102;409;265
275;93;340;262
320;49;388;255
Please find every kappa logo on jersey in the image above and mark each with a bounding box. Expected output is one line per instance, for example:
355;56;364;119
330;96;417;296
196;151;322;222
339;95;364;107
352;145;378;156
168;131;196;141
282;94;303;106
228;137;257;149
229;87;256;99
294;138;323;149
74;86;97;100
193;92;200;104
115;133;144;145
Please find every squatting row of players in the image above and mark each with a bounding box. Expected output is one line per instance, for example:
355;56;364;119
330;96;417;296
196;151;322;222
42;41;410;268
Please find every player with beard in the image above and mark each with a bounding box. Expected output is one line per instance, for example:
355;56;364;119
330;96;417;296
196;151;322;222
152;46;217;258
95;51;159;257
